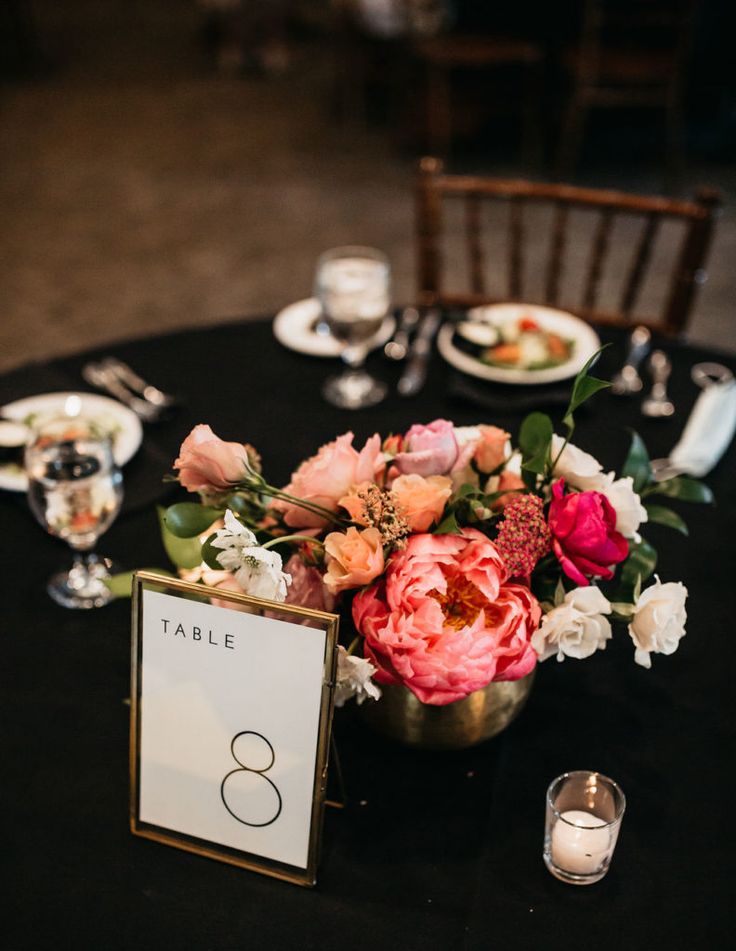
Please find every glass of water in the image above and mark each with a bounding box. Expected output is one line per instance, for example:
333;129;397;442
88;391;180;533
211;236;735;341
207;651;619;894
25;430;123;609
315;246;390;409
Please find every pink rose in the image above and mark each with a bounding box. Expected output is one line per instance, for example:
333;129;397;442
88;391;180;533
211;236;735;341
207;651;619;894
352;529;539;705
548;479;629;586
474;425;510;473
273;432;383;529
393;419;459;477
174;424;250;494
324;526;385;594
283;554;336;613
390;473;452;532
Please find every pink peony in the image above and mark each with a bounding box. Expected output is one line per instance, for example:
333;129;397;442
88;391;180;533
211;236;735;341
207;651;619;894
548;479;629;587
474;425;510;473
352;529;540;705
273;432;383;529
174;425;250;494
283;554;336;613
390;473;452;532
324;526;385;595
393;419;459;477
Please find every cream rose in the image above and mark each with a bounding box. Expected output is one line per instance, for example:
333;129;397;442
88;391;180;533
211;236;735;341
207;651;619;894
594;473;648;538
628;576;688;668
532;586;612;662
550;435;604;491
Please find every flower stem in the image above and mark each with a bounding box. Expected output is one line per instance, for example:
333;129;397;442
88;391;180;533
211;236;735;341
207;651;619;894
262;534;325;551
235;476;349;527
346;636;361;656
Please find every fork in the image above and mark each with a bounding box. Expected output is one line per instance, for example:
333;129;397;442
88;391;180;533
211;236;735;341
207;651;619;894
82;362;164;423
98;357;178;409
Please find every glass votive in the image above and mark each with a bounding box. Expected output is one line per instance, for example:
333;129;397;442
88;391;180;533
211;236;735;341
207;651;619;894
544;770;626;885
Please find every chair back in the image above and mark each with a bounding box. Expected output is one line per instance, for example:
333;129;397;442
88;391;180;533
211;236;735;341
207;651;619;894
415;156;721;335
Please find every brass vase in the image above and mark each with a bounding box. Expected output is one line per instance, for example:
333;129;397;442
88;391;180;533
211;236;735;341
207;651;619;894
359;671;535;751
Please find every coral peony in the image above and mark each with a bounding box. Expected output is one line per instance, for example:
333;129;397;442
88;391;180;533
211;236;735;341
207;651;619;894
548;479;628;586
174;424;251;494
352;529;540;705
273;432;383;528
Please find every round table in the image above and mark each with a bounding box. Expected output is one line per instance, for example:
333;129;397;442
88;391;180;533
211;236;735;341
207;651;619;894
2;318;734;951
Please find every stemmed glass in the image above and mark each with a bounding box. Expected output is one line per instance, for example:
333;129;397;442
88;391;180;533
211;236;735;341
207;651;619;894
25;430;123;609
315;246;390;409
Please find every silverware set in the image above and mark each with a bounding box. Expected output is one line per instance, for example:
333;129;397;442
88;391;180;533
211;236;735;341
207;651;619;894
82;357;178;422
610;326;676;417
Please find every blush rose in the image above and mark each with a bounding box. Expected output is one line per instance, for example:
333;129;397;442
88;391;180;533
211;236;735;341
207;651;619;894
392;419;459;477
174;424;250;494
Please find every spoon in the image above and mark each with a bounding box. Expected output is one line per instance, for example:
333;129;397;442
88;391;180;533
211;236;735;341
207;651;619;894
384;307;420;361
611;326;651;395
641;350;675;417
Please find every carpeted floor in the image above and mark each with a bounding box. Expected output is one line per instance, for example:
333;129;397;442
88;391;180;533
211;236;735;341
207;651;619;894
1;1;734;375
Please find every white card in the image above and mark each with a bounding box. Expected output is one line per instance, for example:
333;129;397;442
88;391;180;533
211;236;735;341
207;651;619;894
137;588;331;872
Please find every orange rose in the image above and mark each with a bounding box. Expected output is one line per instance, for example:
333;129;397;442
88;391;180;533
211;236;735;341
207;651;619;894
338;481;374;525
391;473;452;532
474;425;510;474
324;526;384;595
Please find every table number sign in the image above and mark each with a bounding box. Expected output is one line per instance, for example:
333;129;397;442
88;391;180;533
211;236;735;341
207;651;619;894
129;571;339;887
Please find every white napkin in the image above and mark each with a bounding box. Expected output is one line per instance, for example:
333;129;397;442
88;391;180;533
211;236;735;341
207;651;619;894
668;380;736;477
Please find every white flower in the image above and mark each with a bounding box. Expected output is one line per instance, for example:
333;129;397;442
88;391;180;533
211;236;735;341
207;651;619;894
211;509;292;602
532;586;613;662
628;576;687;668
593;473;648;539
333;646;382;707
550;435;604;490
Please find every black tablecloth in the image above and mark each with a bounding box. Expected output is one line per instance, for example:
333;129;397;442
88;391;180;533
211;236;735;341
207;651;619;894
2;319;735;950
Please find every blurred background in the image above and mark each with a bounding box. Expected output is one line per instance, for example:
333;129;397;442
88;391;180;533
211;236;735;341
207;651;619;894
1;0;734;373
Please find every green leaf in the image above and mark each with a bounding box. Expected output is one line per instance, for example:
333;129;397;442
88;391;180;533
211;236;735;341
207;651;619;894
644;504;689;536
434;511;460;535
157;507;204;569
105;568;174;598
621;430;652;493
562;346;611;431
621;538;657;589
201;532;224;571
164;502;224;538
610;601;635;618
554;577;567;606
519;412;553;474
647;476;714;505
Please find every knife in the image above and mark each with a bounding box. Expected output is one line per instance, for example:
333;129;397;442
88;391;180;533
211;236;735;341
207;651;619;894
397;309;442;397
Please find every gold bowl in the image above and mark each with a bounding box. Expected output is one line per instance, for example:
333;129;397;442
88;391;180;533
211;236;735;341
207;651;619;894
359;671;535;750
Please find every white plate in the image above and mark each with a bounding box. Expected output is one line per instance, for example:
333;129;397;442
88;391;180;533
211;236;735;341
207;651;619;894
437;303;601;385
0;391;144;492
273;297;396;357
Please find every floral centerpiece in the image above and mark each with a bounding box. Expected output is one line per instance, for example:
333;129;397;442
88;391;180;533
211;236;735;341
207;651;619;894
131;356;711;712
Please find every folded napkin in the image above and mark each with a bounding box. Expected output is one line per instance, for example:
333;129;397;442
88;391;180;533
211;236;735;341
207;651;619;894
668;379;736;477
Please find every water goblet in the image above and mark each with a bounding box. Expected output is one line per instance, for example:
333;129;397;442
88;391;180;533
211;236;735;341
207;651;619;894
25;431;123;609
315;246;390;409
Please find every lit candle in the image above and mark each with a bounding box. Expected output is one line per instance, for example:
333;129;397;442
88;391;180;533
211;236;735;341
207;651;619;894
551;810;611;875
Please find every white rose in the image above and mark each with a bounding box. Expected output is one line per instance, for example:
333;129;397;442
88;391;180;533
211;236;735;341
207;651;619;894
532;586;612;662
334;646;382;707
550;435;604;490
593;472;648;538
628;576;687;668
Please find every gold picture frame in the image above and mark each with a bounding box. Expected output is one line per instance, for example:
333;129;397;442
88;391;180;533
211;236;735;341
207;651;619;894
130;570;340;887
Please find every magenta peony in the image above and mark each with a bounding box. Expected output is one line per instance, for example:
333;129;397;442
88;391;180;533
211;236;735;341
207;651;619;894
548;479;629;586
352;529;540;705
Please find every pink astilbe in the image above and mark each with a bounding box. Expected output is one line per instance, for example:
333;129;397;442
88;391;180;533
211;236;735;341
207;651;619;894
495;493;552;579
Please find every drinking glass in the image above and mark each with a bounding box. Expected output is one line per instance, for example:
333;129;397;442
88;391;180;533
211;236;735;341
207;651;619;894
25;431;123;609
544;770;626;885
315;246;390;409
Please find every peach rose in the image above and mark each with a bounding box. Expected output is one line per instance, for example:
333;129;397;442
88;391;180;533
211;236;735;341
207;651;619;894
272;432;383;529
338;481;374;526
324;526;384;594
391;473;452;532
174;424;250;494
487;469;526;510
474;425;510;473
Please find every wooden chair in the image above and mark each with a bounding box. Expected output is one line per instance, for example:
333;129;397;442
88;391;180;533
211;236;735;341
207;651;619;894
415;156;721;335
556;0;698;183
